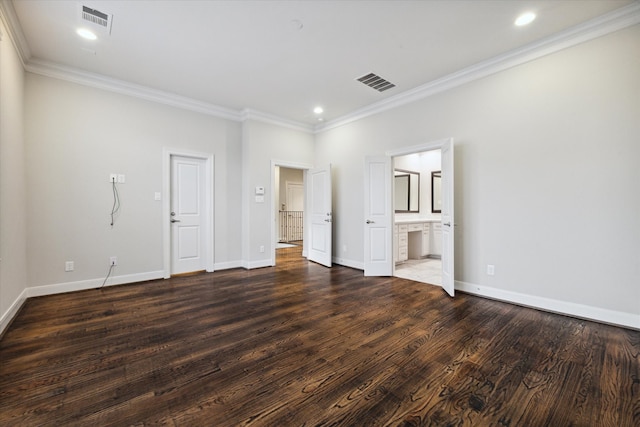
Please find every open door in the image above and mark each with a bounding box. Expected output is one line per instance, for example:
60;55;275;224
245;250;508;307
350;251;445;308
441;139;455;296
364;156;393;276
308;165;332;267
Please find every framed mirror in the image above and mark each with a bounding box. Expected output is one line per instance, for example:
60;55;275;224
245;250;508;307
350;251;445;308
431;171;442;213
394;169;420;213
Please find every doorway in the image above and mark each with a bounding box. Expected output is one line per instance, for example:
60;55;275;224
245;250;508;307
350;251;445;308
364;138;454;296
270;160;312;266
393;149;442;286
162;149;214;278
278;167;305;246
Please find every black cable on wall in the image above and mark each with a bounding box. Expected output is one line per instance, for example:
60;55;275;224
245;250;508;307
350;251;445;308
110;177;121;226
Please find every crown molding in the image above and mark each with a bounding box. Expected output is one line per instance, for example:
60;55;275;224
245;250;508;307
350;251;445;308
1;0;309;128
26;57;316;130
241;109;315;133
315;1;640;133
4;0;639;134
0;0;245;122
0;0;31;65
26;58;244;121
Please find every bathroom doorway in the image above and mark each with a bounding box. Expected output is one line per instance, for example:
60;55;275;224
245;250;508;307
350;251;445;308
392;149;442;287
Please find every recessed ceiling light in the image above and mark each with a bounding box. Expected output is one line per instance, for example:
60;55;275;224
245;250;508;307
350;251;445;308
515;12;536;27
77;28;97;40
313;106;324;114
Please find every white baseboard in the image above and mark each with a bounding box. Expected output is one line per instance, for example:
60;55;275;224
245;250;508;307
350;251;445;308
5;270;636;337
27;270;165;298
0;288;28;336
214;260;244;271
332;257;364;270
455;280;640;330
0;271;163;336
242;259;273;270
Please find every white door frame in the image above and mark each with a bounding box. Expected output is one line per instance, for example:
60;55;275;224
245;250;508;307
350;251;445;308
386;137;454;286
163;148;214;278
270;160;313;265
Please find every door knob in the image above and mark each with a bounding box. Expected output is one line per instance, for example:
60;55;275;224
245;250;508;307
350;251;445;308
366;220;375;224
171;219;181;223
443;222;451;227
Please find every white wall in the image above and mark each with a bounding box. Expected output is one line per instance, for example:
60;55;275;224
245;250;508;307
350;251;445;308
241;120;314;267
315;25;640;327
2;15;637;334
0;17;28;333
24;74;243;290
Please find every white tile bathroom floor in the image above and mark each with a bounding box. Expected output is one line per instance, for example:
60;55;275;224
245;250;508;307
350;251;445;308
394;258;442;286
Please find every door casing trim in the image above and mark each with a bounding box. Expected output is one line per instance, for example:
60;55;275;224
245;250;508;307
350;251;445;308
386;137;453;278
270;160;313;266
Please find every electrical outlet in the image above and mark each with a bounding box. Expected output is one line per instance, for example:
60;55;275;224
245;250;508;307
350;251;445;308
259;245;265;253
487;264;495;276
109;173;117;183
117;174;126;184
110;256;118;266
65;261;74;272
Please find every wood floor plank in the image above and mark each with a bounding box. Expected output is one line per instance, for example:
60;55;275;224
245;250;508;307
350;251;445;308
1;246;638;426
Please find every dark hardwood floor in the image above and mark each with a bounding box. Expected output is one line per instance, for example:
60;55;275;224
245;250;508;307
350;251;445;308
1;246;638;426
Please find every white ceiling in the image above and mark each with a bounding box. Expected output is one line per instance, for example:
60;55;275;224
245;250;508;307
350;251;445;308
5;0;636;127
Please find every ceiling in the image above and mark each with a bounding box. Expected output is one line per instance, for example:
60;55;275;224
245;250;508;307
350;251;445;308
4;0;636;128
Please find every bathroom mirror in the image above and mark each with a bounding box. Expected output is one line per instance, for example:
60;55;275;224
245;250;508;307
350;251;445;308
394;169;420;213
432;171;442;213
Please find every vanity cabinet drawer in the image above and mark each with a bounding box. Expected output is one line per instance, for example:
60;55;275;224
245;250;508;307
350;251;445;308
407;223;423;232
396;224;408;263
431;222;442;256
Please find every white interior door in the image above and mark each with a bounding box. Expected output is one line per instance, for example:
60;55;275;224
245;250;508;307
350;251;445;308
308;165;332;267
441;140;455;296
286;182;304;211
364;156;393;276
171;156;206;274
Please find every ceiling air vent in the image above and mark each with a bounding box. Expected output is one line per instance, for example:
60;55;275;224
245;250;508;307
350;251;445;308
356;73;396;92
80;5;113;34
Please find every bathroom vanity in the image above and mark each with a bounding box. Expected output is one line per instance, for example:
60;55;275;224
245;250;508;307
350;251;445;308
394;220;441;263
